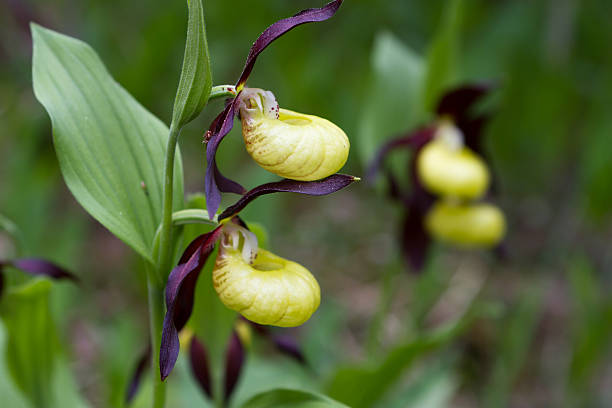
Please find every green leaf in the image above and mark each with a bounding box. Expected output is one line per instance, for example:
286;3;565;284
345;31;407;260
31;24;184;262
171;0;212;129
357;31;425;167
0;214;25;256
241;389;348;408
483;287;542;408
422;0;463;110
327;304;493;408
0;279;57;407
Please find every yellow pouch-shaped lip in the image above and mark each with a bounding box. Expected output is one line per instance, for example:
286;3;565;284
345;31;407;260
239;88;349;181
213;246;320;327
425;201;506;247
417;137;490;200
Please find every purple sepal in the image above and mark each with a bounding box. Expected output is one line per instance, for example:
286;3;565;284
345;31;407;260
218;174;358;221
0;271;4;296
125;345;151;404
236;0;343;88
160;227;223;380
204;99;245;219
400;208;431;272
189;336;213;399
0;258;79;285
435;82;494;118
272;335;306;365
366;127;436;181
224;331;245;401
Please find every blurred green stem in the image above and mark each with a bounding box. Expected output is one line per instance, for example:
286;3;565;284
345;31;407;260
366;260;399;356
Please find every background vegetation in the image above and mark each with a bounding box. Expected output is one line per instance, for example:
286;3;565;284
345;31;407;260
1;0;611;406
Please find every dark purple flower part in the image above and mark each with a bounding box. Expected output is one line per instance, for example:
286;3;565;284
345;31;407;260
366;127;436;182
160;226;223;380
4;258;78;281
189;336;213;399
241;319;307;365
435;82;493;118
224;331;245;401
236;0;344;89
205;100;244;218
218;174;359;221
400;208;431;271
0;258;78;296
272;335;306;365
125;345;151;404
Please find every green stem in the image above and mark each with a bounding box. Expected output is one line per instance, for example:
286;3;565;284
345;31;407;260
209;85;237;100
147;269;166;408
148;124;181;408
365;260;399;357
148;84;231;408
157;125;181;281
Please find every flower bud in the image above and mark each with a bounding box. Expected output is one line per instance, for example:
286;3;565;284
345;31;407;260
238;88;349;181
417;123;489;199
212;224;320;327
425;201;506;247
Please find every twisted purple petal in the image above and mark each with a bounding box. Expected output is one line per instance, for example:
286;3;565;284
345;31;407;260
218;174;358;221
236;0;343;88
160;227;223;380
204;100;245;219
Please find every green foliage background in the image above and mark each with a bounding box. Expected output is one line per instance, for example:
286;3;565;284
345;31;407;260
1;0;611;406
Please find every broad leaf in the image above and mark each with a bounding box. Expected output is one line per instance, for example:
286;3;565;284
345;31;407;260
0;279;57;407
357;31;425;167
171;0;212;129
326;305;491;408
32;24;184;261
241;389;348;408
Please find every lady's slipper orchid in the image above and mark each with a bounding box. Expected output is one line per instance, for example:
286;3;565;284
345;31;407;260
159;175;356;381
425;201;506;247
157;0;358;386
417;122;489;199
368;83;506;271
238;87;350;181
204;0;346;218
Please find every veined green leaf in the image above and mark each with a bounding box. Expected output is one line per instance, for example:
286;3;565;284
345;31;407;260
171;0;212;129
0;279;56;407
31;24;184;261
423;0;463;111
241;389;349;408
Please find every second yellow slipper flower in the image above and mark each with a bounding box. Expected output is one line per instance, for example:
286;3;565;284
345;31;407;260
212;223;320;327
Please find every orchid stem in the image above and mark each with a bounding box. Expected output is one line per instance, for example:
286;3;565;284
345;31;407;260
147;268;166;408
148;123;181;408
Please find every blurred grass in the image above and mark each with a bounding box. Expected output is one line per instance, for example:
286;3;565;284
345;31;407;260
1;0;612;406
